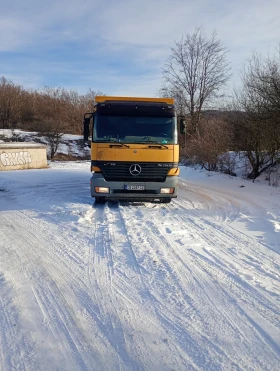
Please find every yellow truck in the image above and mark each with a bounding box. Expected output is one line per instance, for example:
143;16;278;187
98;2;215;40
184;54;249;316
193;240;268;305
83;96;180;203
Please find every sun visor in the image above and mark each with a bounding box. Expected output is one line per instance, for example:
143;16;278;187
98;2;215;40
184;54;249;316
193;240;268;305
96;102;175;117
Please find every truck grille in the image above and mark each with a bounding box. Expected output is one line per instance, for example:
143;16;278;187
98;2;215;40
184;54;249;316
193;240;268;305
96;162;173;182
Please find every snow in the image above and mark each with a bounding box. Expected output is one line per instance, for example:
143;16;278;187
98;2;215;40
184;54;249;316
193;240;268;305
0;160;279;371
0;142;46;149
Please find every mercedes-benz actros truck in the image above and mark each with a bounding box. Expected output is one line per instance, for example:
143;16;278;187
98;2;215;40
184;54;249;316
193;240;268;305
83;96;180;203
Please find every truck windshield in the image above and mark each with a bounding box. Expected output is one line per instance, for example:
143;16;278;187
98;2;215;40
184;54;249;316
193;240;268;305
93;114;177;144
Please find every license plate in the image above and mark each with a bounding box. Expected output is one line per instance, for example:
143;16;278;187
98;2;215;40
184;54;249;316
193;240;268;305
124;185;145;191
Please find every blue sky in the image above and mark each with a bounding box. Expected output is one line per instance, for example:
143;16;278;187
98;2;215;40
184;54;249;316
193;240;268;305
1;0;279;97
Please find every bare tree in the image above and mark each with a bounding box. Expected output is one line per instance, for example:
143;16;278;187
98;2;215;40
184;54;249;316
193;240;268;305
227;104;273;179
230;47;280;179
161;28;231;136
243;50;280;157
35;88;69;160
183;112;233;171
243;50;280;112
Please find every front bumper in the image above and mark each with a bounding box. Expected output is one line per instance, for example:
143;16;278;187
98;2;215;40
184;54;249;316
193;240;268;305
90;173;178;200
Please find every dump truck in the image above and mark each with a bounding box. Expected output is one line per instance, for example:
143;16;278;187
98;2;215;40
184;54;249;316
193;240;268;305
83;96;180;203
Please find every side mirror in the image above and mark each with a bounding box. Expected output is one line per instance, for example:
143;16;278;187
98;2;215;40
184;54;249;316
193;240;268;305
83;116;92;142
180;118;186;134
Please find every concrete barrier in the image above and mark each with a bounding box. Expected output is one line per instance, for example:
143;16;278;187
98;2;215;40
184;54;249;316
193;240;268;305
0;142;48;171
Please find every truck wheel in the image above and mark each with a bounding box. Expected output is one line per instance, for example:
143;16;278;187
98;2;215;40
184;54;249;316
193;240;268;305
95;196;106;204
161;198;171;204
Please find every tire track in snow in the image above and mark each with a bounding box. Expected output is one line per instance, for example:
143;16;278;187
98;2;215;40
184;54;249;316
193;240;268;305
185;248;280;368
0;276;33;371
116;202;200;370
1;166;280;371
0;212;103;370
15;205;139;370
172;192;280;368
116;203;240;370
118;199;280;370
0;220;39;371
86;202;190;371
87;203;144;370
170;203;280;323
26;270;90;370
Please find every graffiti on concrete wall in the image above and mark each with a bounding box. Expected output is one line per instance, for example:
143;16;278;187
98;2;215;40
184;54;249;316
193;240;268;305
0;151;32;166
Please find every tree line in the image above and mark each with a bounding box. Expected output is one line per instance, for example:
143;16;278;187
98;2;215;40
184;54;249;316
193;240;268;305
0;79;102;159
0;27;279;179
0;79;98;134
161;28;280;181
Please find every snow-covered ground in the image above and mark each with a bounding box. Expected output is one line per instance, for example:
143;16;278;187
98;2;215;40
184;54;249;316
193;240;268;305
0;161;279;371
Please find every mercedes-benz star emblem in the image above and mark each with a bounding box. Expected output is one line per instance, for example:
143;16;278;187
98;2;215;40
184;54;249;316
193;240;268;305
129;164;141;176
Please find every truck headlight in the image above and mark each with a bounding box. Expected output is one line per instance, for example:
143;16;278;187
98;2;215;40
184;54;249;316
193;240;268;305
95;187;109;193
160;188;174;194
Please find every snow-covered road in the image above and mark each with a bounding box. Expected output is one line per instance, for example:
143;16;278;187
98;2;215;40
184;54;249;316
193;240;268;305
0;163;279;371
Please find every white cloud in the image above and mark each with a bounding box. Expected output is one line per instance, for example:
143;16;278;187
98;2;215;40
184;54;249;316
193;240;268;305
0;1;101;51
0;0;279;96
89;0;280;82
95;0;193;46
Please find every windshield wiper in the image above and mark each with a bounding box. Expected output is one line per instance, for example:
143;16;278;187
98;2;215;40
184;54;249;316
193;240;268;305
134;140;168;149
132;140;168;148
108;141;130;148
97;139;130;148
148;143;168;149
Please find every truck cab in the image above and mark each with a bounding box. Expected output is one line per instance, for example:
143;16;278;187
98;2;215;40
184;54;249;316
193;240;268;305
84;96;180;203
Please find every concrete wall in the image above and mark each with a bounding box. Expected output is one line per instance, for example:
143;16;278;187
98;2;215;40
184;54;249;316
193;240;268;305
0;142;48;171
